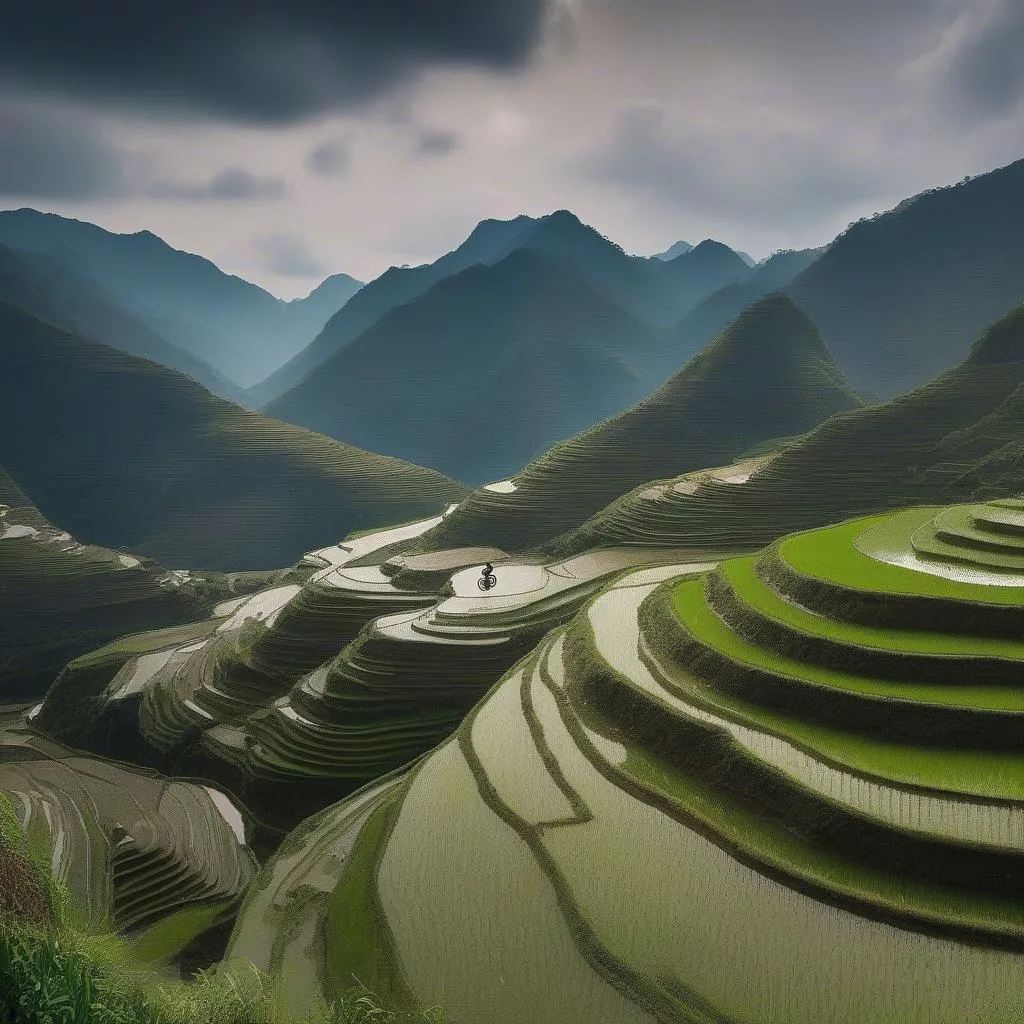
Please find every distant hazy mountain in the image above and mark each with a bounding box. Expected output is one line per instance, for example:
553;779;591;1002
249;211;746;406
247;214;543;405
660;248;822;379
736;250;757;266
653;240;694;261
0;209;361;388
0;301;467;569
784;156;1024;398
284;272;364;340
654;239;753;324
555;301;1024;557
427;293;860;551
0;244;241;401
265;248;674;484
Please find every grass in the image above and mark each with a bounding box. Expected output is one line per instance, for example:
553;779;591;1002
0;792;444;1023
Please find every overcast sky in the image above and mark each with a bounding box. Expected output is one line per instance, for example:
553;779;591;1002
1;0;1023;298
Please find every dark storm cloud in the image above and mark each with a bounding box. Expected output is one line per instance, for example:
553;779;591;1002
146;168;287;201
252;233;325;277
0;103;128;198
306;138;351;177
0;0;551;123
576;101;887;225
937;0;1024;118
414;129;461;157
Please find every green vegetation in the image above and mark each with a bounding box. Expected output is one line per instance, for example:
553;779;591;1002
246;503;1024;1023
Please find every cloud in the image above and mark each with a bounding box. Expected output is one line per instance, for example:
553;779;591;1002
0;0;551;123
908;0;1024;121
252;233;326;277
306;137;351;177
0;102;130;198
574;99;889;226
146;167;287;201
414;129;461;157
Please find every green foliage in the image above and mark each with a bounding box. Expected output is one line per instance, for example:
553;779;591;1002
0;923;445;1024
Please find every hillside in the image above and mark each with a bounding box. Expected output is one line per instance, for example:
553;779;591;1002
265;248;673;484
555;302;1024;557
784;156;1024;397
0;209;360;387
0;244;240;400
427;293;861;551
0;465;214;698
0;302;468;570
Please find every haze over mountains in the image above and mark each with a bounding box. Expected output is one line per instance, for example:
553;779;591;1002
248;211;752;406
265;246;683;484
0;209;363;387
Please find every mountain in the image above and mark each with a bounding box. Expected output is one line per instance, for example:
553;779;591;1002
246;215;542;405
426;293;861;551
0;210;359;388
554;301;1024;557
653;240;694;261
783;157;1024;397
0;244;241;400
0;302;468;570
283;272;364;340
659;248;822;379
654;239;753;323
264;248;671;484
248;212;746;406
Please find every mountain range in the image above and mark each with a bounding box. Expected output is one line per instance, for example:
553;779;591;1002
264;247;689;484
0;209;363;387
249;212;753;406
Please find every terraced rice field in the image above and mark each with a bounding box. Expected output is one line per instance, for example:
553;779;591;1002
0;731;256;966
41;500;722;835
241;501;1024;1023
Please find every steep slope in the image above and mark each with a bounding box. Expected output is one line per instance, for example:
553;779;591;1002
265;248;671;484
0;730;256;968
556;303;1024;557
0;209;352;387
427;294;860;551
248;215;541;404
785;156;1024;397
0;302;467;570
0;244;240;400
0;466;213;699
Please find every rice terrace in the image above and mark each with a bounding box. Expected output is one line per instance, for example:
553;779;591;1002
6;4;1024;1023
